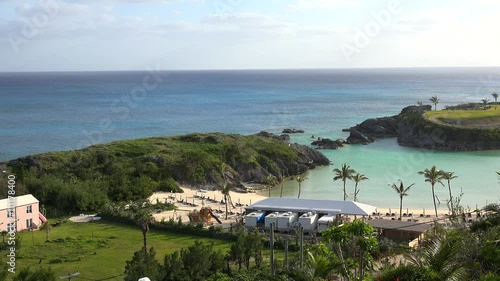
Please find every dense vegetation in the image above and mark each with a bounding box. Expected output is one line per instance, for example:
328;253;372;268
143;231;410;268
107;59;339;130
2;133;327;214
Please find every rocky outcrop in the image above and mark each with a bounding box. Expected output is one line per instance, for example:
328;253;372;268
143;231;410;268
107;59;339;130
311;138;345;149
347;104;500;151
255;131;291;142
346;130;372;145
282;128;305;134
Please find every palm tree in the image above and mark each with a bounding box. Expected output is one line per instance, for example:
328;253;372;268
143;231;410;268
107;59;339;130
417;101;424;106
429;95;440;111
266;175;278;197
390;180;415;220
294;175;308;199
352;173;368;202
492;92;498;109
418;166;445;217
481;98;490;110
441;171;458;217
404;235;465;280
333;163;356;201
279;173;285;198
219;163;234;220
134;208;154;254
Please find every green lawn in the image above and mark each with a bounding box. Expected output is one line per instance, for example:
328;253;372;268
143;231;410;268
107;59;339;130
2;219;232;281
425;108;500;128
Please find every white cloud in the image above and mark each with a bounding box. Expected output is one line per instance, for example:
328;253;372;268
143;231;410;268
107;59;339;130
288;0;359;10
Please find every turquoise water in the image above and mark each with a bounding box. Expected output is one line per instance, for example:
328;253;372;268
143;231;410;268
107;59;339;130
1;68;499;210
274;137;500;211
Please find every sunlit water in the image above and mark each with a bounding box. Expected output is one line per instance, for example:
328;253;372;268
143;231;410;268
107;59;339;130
1;68;499;209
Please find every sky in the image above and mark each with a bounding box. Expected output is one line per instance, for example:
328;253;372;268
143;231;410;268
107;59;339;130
1;0;500;71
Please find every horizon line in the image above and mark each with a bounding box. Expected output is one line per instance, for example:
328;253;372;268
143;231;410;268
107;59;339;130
2;65;500;74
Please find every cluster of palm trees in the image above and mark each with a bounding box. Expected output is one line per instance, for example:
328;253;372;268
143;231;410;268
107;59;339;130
332;163;368;202
492;92;498;109
388;166;458;221
422;93;499;111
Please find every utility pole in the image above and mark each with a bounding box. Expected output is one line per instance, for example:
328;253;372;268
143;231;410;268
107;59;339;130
270;223;275;275
284;238;289;270
299;226;304;270
59;272;80;281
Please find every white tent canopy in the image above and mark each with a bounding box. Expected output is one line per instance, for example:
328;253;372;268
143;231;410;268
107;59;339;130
245;198;376;216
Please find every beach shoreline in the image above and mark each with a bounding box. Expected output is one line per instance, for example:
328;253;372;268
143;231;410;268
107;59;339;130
149;185;465;226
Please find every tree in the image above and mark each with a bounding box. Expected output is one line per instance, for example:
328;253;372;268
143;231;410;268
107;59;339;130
280;173;285;198
219;163;235;220
322;220;378;281
266;175;278;197
333;163;356;201
430;95;440;111
390;180;415;221
417;101;424;106
482;98;490;110
441;171;458;219
404;235;465;280
492;92;499;109
418;166;444;217
134;208;154;254
164;241;225;281
352;173;368;202
294;175;308;199
13;267;56;281
124;247;164;281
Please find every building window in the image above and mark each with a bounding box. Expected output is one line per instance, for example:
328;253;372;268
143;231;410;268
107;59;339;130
7;209;14;218
26;219;33;229
7;222;15;232
26;205;32;213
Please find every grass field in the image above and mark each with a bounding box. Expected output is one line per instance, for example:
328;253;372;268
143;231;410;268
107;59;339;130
1;219;233;281
425;108;500;128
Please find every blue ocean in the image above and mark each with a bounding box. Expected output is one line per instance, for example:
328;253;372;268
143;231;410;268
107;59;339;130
1;68;499;210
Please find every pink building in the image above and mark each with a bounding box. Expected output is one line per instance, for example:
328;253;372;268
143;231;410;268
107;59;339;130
0;194;47;232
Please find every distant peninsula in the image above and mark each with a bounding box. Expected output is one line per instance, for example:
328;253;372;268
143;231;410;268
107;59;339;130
345;104;500;151
2;132;329;213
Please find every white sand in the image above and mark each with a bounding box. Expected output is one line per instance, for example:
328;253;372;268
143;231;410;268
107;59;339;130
149;186;461;226
149;186;266;226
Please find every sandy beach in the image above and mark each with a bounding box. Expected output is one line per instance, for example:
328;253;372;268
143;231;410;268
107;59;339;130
149;185;463;227
149;186;267;226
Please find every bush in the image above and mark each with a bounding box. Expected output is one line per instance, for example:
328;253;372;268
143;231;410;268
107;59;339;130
157;178;183;193
379;265;441;281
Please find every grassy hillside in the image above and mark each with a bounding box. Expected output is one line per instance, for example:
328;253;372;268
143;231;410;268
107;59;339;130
0;219;232;281
425;108;500;128
3;133;328;214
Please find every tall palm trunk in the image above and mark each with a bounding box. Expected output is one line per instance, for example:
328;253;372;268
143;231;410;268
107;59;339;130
142;230;148;254
399;195;403;220
280;181;284;198
343;180;347;201
225;194;229;220
297;183;301;199
432;183;438;217
447;180;453;217
354;182;359;202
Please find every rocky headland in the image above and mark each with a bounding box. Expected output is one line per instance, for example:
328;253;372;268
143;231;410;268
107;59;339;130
344;105;500;151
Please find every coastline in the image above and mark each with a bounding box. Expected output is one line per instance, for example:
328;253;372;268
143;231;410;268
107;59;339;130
149;186;266;225
150;185;459;226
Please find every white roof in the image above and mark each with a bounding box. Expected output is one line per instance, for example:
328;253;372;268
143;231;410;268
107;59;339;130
0;194;39;210
246;198;376;216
